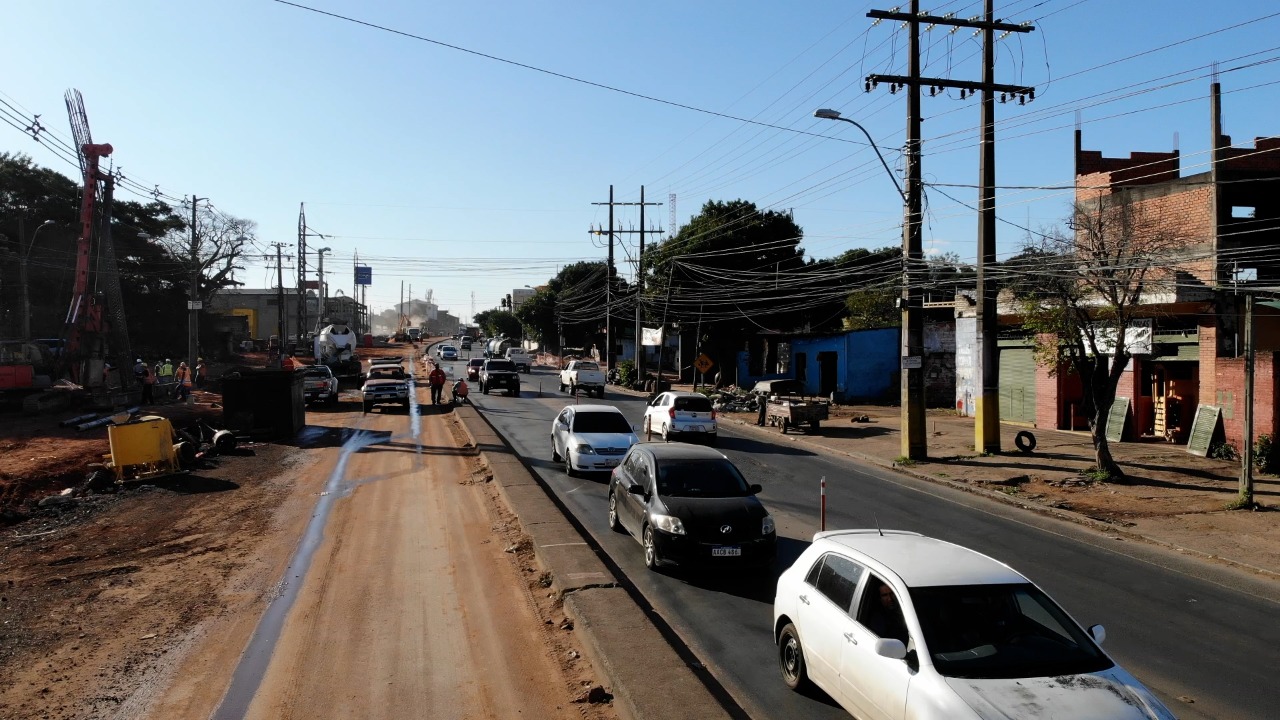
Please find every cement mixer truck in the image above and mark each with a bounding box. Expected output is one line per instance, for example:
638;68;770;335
313;322;364;382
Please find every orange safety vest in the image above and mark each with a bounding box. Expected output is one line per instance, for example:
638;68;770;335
176;368;193;387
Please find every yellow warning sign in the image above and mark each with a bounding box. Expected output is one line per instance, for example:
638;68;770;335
694;354;714;373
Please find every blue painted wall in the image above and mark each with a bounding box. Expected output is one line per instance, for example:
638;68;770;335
735;328;900;401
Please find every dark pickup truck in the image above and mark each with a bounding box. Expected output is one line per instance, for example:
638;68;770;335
479;359;520;397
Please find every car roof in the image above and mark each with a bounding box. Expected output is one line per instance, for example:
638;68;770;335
812;530;1027;588
660;391;707;399
632;443;727;462
565;404;624;414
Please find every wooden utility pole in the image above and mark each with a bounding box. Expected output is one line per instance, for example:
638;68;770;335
866;0;1034;459
1240;292;1255;505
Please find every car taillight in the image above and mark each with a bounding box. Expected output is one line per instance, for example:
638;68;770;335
668;408;676;419
711;409;717;420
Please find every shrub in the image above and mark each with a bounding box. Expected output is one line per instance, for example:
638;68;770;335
616;360;635;388
1209;440;1239;462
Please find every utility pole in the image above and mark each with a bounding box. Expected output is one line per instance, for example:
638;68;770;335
591;186;662;377
316;247;329;321
296;203;307;342
272;242;287;367
189;196;205;375
866;0;1034;460
1240;292;1255;506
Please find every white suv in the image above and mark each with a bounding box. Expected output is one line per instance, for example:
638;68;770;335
642;391;717;445
773;530;1175;720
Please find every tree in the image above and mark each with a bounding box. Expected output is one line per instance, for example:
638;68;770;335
1010;195;1182;481
513;261;612;353
153;206;255;305
474;308;521;339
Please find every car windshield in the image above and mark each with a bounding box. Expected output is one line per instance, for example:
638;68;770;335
673;396;712;412
655;459;751;498
575;362;599;371
469;359;484;366
909;583;1112;679
486;360;516;372
369;370;404;380
571;411;631;434
305;368;330;377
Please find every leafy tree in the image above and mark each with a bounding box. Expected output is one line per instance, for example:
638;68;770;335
1009;195;1181;482
474;308;521;339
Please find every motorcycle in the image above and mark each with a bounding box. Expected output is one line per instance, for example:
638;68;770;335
452;379;470;405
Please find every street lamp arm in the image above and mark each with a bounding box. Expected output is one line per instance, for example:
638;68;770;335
813;109;905;202
25;219;56;258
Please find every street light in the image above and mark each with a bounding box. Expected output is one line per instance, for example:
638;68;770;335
813;109;905;201
20;220;55;340
316;246;332;322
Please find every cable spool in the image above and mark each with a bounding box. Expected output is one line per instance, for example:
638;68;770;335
212;430;237;453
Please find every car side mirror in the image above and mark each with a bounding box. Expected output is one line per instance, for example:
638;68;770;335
1088;624;1106;645
874;638;907;660
749;483;763;495
627;484;645;496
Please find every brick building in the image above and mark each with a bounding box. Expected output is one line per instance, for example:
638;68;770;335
1028;82;1280;449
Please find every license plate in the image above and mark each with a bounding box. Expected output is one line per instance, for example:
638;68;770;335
689;425;703;432
602;459;620;467
711;546;741;557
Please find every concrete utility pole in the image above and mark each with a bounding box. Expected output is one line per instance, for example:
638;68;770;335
1240;292;1255;505
316;247;331;321
865;0;1035;459
296;203;307;342
189;196;205;375
271;241;287;367
591;186;661;377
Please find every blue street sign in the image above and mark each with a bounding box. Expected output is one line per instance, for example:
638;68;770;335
355;265;372;285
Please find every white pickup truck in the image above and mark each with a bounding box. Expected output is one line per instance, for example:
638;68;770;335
504;348;533;374
559;360;606;398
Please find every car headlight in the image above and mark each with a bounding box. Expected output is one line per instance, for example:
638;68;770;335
650;513;686;535
576;444;596;455
762;515;776;535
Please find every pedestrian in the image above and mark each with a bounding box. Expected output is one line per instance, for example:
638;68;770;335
756;393;769;427
173;361;193;400
134;358;155;404
195;358;207;389
428;362;447;405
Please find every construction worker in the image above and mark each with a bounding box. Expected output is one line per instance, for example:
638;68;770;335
428;362;447;405
134;358;155;404
173;362;193;400
157;358;175;389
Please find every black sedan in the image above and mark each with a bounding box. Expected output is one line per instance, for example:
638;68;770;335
607;444;776;572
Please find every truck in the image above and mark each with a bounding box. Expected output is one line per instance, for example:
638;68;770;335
484;337;513;359
478;359;521;397
504;347;533;374
302;364;340;405
361;364;410;413
313;322;363;382
408;327;422;343
559;360;605;398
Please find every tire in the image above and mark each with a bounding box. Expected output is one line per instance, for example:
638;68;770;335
481;383;489;395
608;492;623;532
810;420;820;432
596;387;605;399
569;384;576;396
705;434;718;448
552;440;562;462
1015;430;1037;453
565;454;577;478
778;623;811;691
559;382;566;392
643;525;662;570
780;418;789;434
510;386;520;397
661;424;671;443
362;402;371;414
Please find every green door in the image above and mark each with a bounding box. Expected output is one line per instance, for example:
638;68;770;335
999;348;1037;424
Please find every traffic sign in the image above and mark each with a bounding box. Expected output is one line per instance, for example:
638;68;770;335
355;265;372;285
694;353;714;373
187;300;203;310
901;355;922;369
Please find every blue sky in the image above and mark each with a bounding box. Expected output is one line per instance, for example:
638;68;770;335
4;1;1279;325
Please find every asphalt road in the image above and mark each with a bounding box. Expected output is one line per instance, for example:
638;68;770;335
446;354;1280;720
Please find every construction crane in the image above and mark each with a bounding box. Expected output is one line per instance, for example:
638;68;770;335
61;89;132;396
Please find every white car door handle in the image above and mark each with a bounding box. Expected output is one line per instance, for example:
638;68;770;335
844;632;857;644
799;594;810;605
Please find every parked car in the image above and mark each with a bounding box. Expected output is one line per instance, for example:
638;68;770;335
551;404;638;476
607;444;775;572
559;360;606;398
478;359;520;396
751;378;805;398
642;391;718;444
302;364;339;405
440;345;459;361
772;530;1176;720
466;357;484;381
361;365;410;413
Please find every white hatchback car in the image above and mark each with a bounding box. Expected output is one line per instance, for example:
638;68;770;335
773;530;1175;720
642;391;718;445
551;404;639;476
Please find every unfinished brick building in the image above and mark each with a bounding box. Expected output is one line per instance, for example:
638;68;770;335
1028;82;1280;451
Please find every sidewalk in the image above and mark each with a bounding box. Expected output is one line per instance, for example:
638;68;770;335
680;384;1280;580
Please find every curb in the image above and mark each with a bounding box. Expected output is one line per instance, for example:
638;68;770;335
449;403;737;720
725;417;1280;581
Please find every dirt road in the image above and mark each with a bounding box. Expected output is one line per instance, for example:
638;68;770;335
219;374;610;720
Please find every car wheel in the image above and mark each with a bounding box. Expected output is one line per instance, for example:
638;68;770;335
778;623;811;691
643;525;662;570
596;387;605;399
481;383;489;395
362;402;371;414
565;454;577;478
510;387;519;397
705;434;717;447
661;424;671;443
607;492;623;532
552;440;562;462
559;382;566;392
